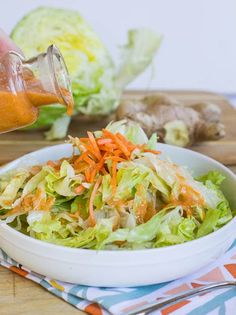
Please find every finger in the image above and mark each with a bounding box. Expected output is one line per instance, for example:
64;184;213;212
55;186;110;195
0;28;23;57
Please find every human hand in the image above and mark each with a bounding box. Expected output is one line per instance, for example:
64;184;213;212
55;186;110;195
0;28;22;58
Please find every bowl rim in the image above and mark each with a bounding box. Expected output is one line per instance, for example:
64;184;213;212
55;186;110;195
0;142;236;256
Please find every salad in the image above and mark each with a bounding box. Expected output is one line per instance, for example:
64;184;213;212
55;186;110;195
0;121;233;250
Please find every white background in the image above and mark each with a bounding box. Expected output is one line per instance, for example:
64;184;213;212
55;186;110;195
1;0;236;93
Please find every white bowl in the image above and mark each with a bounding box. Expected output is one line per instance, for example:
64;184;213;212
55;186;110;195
0;143;236;287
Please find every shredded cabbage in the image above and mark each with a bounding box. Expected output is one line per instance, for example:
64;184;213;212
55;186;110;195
0;121;233;249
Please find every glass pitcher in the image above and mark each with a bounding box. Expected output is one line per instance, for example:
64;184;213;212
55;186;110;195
0;45;74;133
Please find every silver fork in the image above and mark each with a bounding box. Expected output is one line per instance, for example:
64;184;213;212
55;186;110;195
125;281;236;315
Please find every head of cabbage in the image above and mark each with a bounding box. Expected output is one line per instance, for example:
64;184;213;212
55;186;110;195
11;7;162;139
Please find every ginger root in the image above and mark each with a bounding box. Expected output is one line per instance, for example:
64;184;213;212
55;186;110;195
164;120;190;147
116;93;225;147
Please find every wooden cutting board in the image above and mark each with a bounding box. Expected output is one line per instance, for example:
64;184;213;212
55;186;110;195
0;90;235;166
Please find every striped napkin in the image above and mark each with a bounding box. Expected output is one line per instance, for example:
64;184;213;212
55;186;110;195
1;240;236;315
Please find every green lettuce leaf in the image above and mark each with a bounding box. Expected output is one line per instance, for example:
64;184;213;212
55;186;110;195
0;171;29;208
23;104;67;130
197;208;220;238
197;171;225;187
154;208;197;247
104;120;149;145
115;166;149;201
28;211;111;249
115;29;162;90
197;171;233;227
45;160;83;197
101;208;166;247
147;133;158;150
70;195;88;219
22;169;48;198
45;114;71;140
101;207;195;248
115;161;170;201
27;212;69;239
101;174;112;203
48;224;110;249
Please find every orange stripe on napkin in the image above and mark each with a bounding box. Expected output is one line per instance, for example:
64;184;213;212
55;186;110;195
9;266;28;277
165;283;191;295
161;300;190;315
225;264;236;278
197;267;225;282
191;282;204;288
191;282;208;297
85;303;103;315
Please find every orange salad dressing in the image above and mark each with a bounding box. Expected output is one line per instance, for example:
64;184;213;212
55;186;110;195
169;172;205;216
0;77;73;133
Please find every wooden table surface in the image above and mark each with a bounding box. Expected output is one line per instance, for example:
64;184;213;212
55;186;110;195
0;165;235;315
0;267;82;315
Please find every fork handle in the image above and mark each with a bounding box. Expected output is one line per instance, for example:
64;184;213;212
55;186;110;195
126;281;236;315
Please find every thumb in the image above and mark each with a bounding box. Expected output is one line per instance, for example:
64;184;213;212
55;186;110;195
0;28;23;57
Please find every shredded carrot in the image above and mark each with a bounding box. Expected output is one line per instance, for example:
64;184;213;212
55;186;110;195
89;167;98;183
47;160;57;168
99;143;117;151
101;167;108;175
89;176;102;226
103;130;131;158
74;185;85;194
84;168;91;182
95;153;107;170
74;152;87;165
30;165;42;175
83;143;100;161
83;154;96;166
89;153;107;182
70;154;80;163
0;128;163;221
47;158;65;171
97;138;112;145
117;133;136;150
71;128;161;189
68;211;80;219
87;131;102;160
74;161;89;173
113;149;123;156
